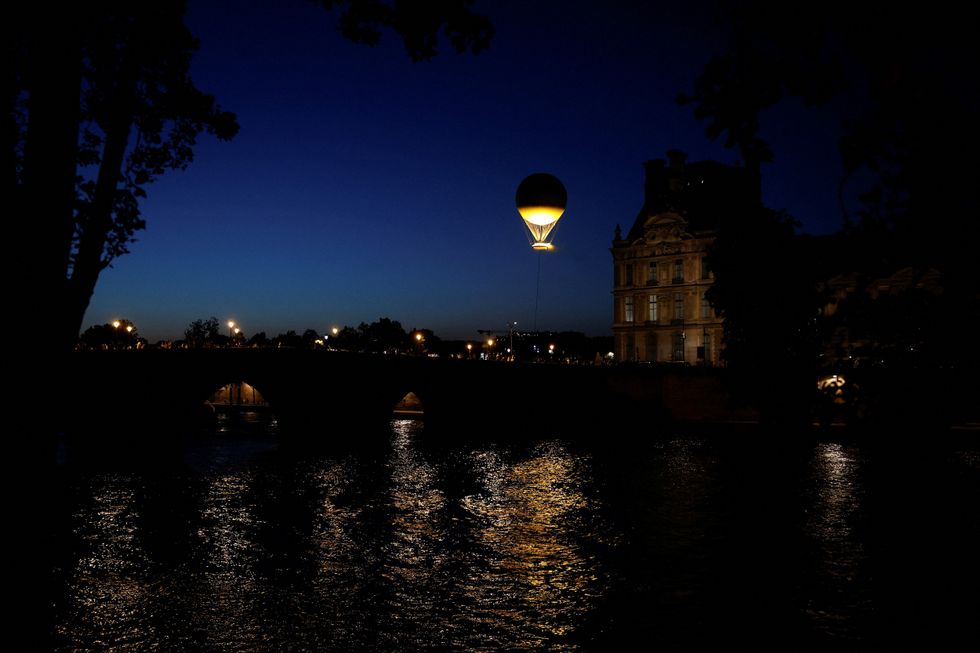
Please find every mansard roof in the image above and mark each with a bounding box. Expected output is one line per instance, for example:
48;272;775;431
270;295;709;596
624;154;754;244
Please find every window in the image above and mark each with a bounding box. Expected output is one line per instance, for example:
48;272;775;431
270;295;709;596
647;261;658;285
625;264;633;286
673;259;684;283
625;334;636;362
701;293;711;318
672;332;685;361
645;332;657;362
673;293;684;322
624;296;634;323
701;256;710;279
648;295;659;322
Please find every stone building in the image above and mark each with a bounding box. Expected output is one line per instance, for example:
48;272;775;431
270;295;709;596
611;150;752;364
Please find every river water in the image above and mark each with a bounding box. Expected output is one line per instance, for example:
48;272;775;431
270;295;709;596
51;416;979;651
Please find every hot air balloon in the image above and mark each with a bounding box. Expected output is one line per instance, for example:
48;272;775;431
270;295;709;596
516;173;567;251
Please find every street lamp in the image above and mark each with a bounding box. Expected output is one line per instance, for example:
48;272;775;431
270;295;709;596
228;320;236;337
487;337;495;359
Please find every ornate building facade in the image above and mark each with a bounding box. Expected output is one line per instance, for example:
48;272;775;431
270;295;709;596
611;150;751;364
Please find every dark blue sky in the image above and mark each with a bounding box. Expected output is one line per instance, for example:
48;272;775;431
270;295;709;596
86;0;846;342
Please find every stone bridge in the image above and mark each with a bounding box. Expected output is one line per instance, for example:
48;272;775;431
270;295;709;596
64;350;743;438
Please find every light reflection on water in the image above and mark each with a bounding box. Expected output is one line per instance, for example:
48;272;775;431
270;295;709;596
802;443;870;638
50;419;944;650
56;474;157;651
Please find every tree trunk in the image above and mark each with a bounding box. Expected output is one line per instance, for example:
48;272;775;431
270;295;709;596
20;11;82;353
66;76;137;347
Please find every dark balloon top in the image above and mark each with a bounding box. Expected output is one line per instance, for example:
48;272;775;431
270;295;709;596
516;173;567;210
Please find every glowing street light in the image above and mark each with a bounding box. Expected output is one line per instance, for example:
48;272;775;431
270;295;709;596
331;327;339;336
112;320;121;329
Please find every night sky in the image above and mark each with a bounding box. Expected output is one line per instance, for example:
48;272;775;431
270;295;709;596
86;0;846;343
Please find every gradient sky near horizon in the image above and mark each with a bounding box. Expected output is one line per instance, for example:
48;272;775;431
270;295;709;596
85;0;847;343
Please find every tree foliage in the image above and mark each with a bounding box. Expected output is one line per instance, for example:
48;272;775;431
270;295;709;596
313;0;493;62
78;318;140;350
685;0;980;425
13;0;493;353
681;0;980;278
183;316;221;348
15;3;238;352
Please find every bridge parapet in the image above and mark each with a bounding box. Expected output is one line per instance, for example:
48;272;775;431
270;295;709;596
64;350;739;438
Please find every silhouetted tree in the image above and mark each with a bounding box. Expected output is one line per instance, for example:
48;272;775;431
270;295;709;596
409;327;441;355
273;330;303;348
359;317;408;353
15;4;238;353
682;0;980;423
14;1;492;353
301;328;322;349
312;0;493;62
183;316;220;348
706;211;826;425
77;318;139;350
332;325;362;351
246;331;270;348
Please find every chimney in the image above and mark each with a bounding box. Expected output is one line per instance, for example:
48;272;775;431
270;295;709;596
643;158;667;211
666;149;687;170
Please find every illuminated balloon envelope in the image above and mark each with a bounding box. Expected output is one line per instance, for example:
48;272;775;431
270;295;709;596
516;173;567;251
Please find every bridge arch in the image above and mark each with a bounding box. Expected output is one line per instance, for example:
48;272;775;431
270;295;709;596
392;391;425;417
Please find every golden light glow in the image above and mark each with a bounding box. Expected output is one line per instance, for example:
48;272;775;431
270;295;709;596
487;338;495;347
519;205;564;248
817;374;846;390
125;325;133;333
227;320;235;329
112;320;121;329
233;327;240;335
817;374;846;405
331;327;339;336
517;205;563;227
415;333;423;342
